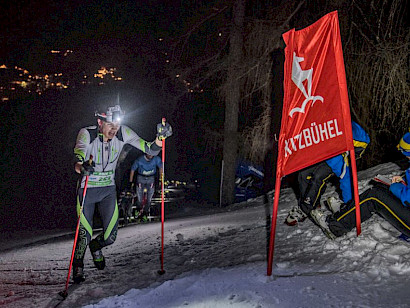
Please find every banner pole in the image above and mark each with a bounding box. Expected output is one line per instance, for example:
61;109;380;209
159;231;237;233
158;117;167;275
349;149;361;235
267;174;282;276
157;138;166;275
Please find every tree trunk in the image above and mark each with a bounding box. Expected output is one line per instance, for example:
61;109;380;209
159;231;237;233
263;49;285;197
220;0;246;206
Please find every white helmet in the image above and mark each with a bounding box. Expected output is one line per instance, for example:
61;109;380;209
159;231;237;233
95;105;124;124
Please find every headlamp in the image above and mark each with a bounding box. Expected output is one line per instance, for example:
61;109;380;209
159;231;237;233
96;105;124;124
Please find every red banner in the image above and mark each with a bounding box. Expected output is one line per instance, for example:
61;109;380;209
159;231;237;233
268;11;362;277
278;11;353;177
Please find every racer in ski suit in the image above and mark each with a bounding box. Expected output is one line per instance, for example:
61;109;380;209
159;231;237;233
129;153;163;219
315;132;410;238
72;105;172;283
285;121;370;225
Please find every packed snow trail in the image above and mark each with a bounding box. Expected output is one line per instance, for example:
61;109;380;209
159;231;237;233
0;162;409;307
0;205;271;307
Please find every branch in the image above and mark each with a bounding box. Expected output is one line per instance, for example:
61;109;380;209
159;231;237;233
352;0;381;44
172;5;231;61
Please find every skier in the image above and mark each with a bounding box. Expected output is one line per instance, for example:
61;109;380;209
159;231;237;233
129;153;163;221
72;105;172;283
285;121;370;226
117;188;135;226
311;132;410;239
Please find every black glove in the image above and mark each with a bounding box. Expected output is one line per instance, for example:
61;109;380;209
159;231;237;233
157;121;173;140
80;160;95;176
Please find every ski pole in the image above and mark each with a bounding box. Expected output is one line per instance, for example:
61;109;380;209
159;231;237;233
158;118;166;275
59;156;92;298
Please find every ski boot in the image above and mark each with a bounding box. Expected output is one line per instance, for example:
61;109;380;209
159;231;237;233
325;196;342;214
89;240;106;270
136;210;148;223
285;205;307;226
139;214;149;223
310;209;336;240
73;265;85;283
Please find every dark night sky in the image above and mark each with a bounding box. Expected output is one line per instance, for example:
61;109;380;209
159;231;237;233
1;0;182;77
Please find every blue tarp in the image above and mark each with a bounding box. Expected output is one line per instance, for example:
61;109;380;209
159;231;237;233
235;160;264;202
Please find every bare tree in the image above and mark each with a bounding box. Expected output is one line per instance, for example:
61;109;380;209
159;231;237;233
345;0;409;167
167;0;408;205
239;1;305;164
219;0;245;205
240;0;409;168
167;0;305;204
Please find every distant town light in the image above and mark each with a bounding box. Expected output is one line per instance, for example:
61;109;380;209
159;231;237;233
1;62;124;96
63;50;73;56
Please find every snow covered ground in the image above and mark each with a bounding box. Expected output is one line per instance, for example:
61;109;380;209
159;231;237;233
1;162;410;308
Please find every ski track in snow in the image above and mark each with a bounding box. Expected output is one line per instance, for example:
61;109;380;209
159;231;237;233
0;162;409;307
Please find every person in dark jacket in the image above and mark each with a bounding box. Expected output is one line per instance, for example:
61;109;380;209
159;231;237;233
286;121;370;226
129;153;163;221
311;132;410;240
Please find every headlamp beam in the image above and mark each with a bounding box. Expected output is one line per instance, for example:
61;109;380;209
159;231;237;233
95;105;124;124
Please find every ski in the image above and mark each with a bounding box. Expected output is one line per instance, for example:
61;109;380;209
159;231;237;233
322;227;337;240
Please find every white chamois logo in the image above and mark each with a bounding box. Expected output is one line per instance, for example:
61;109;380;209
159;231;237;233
289;52;324;117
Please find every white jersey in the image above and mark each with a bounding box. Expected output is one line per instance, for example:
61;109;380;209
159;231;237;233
74;125;161;188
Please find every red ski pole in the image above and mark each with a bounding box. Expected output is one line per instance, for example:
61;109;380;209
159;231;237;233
59;157;92;298
158;118;166;275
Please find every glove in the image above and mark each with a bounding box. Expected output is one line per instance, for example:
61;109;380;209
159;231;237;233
80;160;95;176
157;120;173;140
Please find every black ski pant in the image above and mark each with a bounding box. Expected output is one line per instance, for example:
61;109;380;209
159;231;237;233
136;175;155;214
327;186;410;238
73;186;119;266
298;161;334;215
